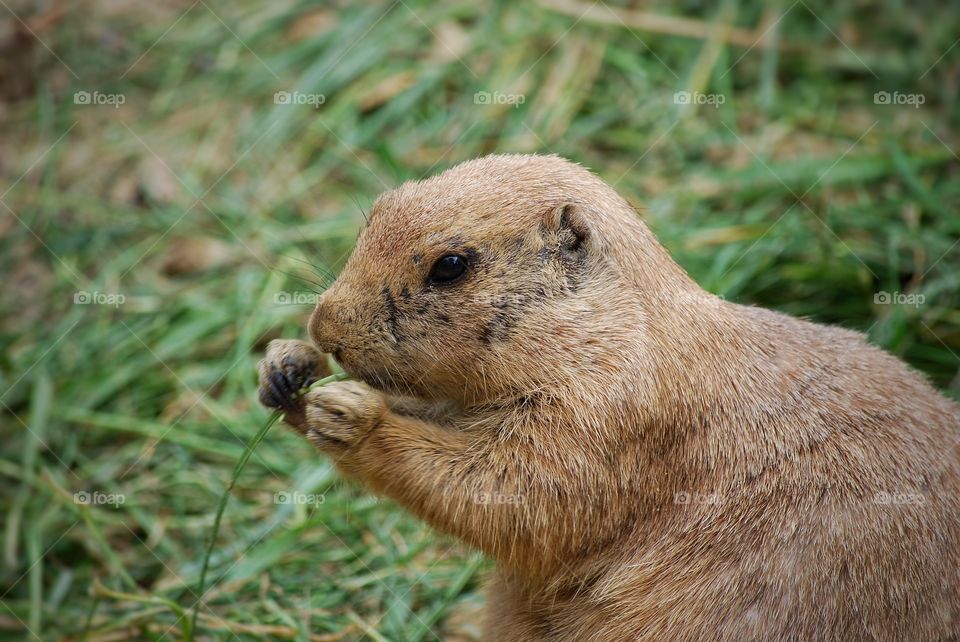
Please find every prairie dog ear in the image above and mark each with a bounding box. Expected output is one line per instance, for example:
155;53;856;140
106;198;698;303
542;203;590;256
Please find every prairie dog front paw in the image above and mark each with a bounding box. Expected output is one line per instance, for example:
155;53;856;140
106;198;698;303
303;381;387;453
257;339;330;421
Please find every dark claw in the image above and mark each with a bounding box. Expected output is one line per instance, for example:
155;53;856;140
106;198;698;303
269;389;289;409
259;385;288;410
269;371;298;409
259;386;279;409
280;356;307;391
270;370;292;397
285;368;306;392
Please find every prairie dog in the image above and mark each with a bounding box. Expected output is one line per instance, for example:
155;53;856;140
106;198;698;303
258;154;960;641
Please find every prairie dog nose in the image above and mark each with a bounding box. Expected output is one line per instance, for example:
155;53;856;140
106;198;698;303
308;292;344;355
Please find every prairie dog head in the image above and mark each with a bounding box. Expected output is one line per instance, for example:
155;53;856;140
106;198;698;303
309;154;686;405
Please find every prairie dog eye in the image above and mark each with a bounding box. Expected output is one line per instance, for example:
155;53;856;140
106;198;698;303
428;254;468;284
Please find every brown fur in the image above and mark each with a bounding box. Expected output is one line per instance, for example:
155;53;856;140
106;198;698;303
258;154;960;641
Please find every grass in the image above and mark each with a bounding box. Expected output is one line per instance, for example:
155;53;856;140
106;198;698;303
192;372;347;638
0;0;958;639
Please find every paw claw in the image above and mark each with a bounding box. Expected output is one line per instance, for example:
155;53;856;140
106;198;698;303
269;371;296;408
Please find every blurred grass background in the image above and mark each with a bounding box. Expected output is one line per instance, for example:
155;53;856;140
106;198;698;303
1;0;958;639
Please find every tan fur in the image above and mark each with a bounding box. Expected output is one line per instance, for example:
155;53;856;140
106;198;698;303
259;154;960;641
